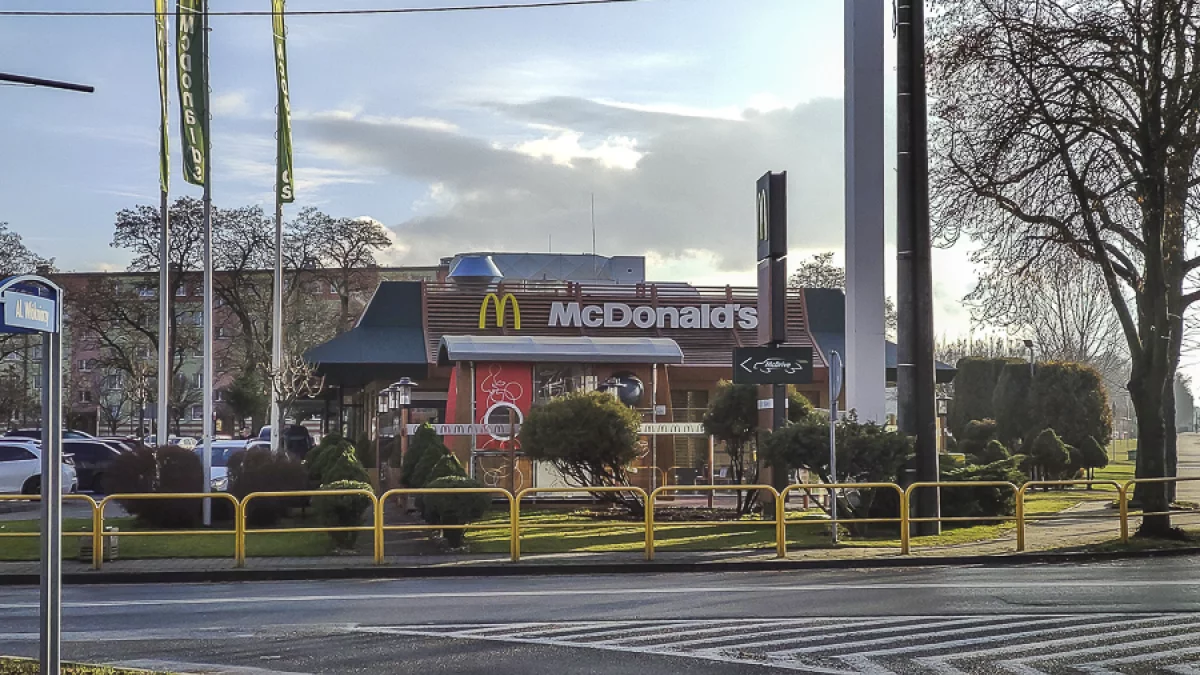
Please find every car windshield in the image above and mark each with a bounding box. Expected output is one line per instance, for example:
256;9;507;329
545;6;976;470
197;444;242;468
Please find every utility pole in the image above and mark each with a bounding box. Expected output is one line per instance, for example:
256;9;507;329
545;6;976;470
897;0;939;535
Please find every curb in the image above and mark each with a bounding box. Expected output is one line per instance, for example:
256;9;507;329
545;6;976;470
2;546;1199;586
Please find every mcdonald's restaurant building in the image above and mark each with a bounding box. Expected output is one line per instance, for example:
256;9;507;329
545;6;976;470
306;255;951;491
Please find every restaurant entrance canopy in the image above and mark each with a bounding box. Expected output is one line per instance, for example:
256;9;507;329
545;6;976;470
437;335;684;366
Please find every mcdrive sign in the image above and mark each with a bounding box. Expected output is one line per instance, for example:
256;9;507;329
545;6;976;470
550;301;758;330
733;346;814;385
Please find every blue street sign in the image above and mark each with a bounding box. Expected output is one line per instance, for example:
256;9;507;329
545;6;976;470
2;290;57;334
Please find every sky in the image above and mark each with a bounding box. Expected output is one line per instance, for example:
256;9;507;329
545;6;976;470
0;0;1013;359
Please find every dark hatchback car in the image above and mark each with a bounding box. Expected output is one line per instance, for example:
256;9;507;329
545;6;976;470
63;440;124;494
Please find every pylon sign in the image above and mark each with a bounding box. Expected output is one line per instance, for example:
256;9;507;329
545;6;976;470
0;275;65;674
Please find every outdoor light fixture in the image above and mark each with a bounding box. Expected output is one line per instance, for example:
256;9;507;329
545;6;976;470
393;377;416;408
936;395;950;418
377;389;390;414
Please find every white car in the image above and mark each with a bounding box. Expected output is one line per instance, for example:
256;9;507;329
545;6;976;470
195;440;249;492
0;440;78;495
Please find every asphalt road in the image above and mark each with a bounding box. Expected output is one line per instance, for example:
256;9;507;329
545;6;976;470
3;559;1200;673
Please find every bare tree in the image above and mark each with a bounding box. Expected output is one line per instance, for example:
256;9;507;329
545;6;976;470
294;210;390;333
928;0;1200;535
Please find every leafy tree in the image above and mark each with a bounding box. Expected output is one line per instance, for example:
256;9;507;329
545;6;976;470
949;358;1016;438
702;382;813;515
974;439;1012;466
421;475;491;548
761;413;913;527
399;424;442;486
928;0;1200;535
957;419;998;460
1081;437;1111;484
940;456;1026;522
993;363;1033;448
1029;362;1113;453
225;371;268;432
313;479;373;548
521;390;644;514
1030;429;1071;482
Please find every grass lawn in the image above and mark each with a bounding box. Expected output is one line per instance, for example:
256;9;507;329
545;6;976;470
0;516;333;562
0;657;172;674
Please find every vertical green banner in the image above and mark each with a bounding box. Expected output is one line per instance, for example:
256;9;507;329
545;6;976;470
272;0;294;203
155;0;170;193
176;0;207;186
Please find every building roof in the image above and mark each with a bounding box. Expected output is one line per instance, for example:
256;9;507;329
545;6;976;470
304;281;428;386
437;335;684;366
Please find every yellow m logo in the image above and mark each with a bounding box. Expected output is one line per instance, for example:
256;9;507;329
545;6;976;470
479;292;521;330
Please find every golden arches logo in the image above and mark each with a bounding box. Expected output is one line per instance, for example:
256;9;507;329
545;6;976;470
479;293;521;330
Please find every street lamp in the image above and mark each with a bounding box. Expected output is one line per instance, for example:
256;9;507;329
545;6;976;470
936;395;951;452
1023;339;1035;378
377;378;417;493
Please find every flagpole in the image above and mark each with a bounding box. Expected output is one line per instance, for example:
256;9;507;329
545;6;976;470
157;190;170;448
271;197;282;452
200;0;213;526
155;0;171;450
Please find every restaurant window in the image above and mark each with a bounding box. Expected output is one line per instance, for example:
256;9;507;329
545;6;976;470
533;364;597;406
671;389;710;469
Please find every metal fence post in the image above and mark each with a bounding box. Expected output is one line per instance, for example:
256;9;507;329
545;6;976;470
1016;485;1027;552
1120;482;1130;543
900;488;910;555
93;498;105;570
776;488;787;558
645;489;656;562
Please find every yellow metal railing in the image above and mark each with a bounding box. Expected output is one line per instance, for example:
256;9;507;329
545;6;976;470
238;489;377;567
0;494;99;563
514;486;649;561
904;481;1021;552
647;485;782;561
1122;477;1200;530
1018;480;1128;549
781;483;908;554
97;492;241;569
26;476;1200;570
377;487;516;563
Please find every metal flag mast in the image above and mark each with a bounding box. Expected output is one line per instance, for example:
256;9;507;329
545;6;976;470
155;0;171;450
200;0;214;526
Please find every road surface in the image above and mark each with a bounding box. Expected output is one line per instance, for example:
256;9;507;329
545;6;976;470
3;559;1200;673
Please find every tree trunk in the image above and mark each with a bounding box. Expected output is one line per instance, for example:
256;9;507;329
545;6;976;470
1131;372;1172;537
1164;380;1178;503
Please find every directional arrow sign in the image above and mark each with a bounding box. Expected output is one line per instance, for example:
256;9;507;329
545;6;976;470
732;346;814;385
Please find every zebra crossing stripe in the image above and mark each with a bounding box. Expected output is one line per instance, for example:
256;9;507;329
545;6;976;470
586;619;811;645
689;616;1000;655
916;615;1200;674
762;615;1047;658
832;614;1121;658
997;630;1200;675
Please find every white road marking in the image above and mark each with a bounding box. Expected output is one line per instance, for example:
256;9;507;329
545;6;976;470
4;578;1200;610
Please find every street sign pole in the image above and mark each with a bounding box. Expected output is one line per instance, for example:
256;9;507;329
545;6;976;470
829;351;844;545
1;276;65;675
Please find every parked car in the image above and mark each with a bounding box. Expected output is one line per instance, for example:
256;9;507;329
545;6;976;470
195;440;249;492
63;440;124;494
3;429;95;441
142;435;198;450
95;437;136;453
256;424;314;459
0;440;77;495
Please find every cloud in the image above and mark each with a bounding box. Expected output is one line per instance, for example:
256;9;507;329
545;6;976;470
306;96;849;272
212;91;252;117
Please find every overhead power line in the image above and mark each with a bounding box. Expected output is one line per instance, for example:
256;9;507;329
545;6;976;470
0;0;641;17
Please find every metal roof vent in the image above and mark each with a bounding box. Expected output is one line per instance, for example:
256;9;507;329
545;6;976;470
448;254;503;289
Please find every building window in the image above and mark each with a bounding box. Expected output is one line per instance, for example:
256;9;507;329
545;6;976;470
175;285;188;297
534;365;597;406
136;346;151;359
78;359;93;372
79;390;93;404
216;327;229;339
193;312;203;326
192;372;203;389
190;405;203;421
330;282;338;294
671;390;710;470
215;390;224;402
137;287;156;298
